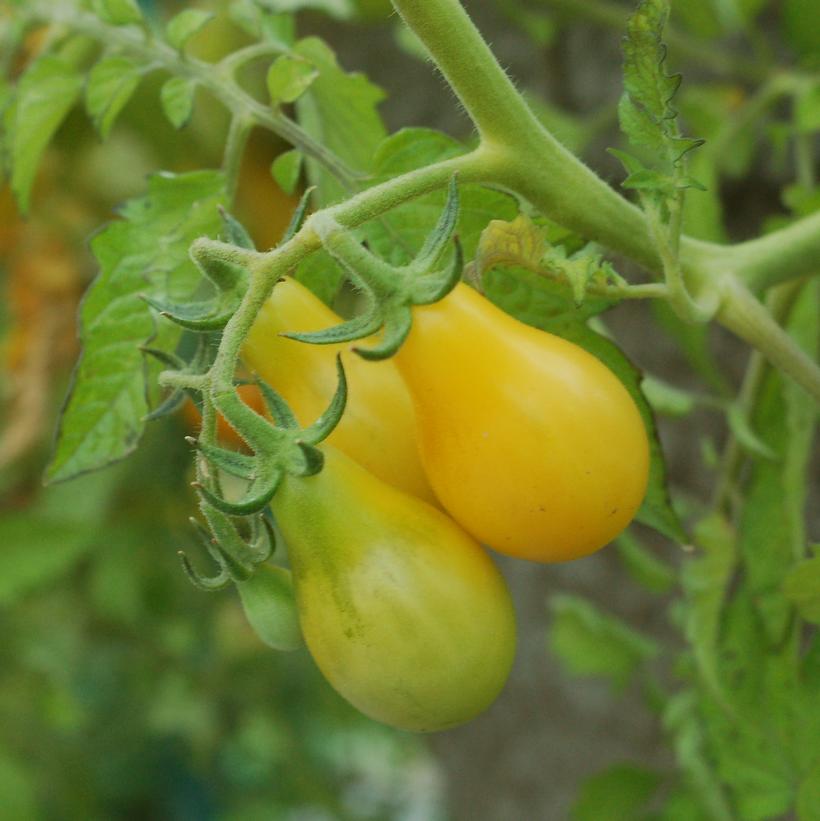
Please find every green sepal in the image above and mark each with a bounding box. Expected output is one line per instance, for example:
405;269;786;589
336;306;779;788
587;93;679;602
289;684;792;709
410;175;459;273
178;550;230;591
143;388;187;422
201;503;275;573
194;462;282;516
188;438;256;480
139;345;187;370
256;378;300;430
141;293;239;331
297;174;463;360
353;306;413;361
178;517;231;591
281;307;382;345
219;207;256;250
410;236;463;305
282;186;315;244
292;442;325;476
300;354;347;444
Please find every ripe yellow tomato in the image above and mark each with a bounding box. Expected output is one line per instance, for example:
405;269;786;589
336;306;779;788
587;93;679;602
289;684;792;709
272;446;516;732
243;277;437;504
394;282;650;562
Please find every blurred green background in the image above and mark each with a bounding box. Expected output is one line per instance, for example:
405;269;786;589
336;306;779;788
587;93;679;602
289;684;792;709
1;0;818;818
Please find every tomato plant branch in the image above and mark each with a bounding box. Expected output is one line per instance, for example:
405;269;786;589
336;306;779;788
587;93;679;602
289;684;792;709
25;2;359;188
717;276;820;403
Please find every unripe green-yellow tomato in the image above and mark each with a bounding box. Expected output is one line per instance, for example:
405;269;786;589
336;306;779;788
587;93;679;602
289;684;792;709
272;446;516;732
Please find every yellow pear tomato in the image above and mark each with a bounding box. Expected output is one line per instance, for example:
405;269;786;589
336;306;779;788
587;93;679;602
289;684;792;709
243;277;436;504
272;446;516;732
394;282;650;562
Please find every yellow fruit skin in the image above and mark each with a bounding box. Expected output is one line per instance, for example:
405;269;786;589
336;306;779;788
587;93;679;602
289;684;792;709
394;283;650;563
243;278;437;505
272;447;517;732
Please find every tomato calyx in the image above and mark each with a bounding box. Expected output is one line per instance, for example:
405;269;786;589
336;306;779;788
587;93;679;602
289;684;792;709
179;507;276;590
191;353;348;517
285;176;463;360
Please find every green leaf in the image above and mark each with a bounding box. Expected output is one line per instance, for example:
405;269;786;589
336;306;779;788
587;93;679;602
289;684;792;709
367;128;518;265
571;763;662;821
662;691;735;821
8;55;84;213
294;36;386;205
271;148;302;195
93;0;143;26
229;1;295;45
548;594;658;691
738;281;819;643
616;531;676;593
160;76;197;130
797;760;820;821
293;248;346;305
783;557;820;624
46;171;225;483
85;56;141;140
618;0;702;173
267;55;319;105
0;469;120;604
681;512;736;702
257;0;355;19
166;9;214;51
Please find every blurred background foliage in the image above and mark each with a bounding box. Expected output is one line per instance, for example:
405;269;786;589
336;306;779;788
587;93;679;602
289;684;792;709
0;0;818;818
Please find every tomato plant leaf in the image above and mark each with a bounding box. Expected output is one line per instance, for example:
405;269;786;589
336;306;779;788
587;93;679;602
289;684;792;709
619;0;703;166
267;55;319;105
165;9;215;51
548;594;659;692
782;557;820;624
293;36;386;205
160;76;197;130
229;1;295;45
615;531;676;594
571;763;662;821
738;281;819;643
46;171;225;483
92;0;143;26
85;56;142;140
271;148;303;195
366;128;518;265
6;54;84;214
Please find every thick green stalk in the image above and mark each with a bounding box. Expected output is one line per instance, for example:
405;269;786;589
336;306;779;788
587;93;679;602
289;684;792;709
717;276;820;403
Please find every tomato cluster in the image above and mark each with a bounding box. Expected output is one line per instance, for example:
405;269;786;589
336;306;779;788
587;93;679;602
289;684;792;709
236;276;649;731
